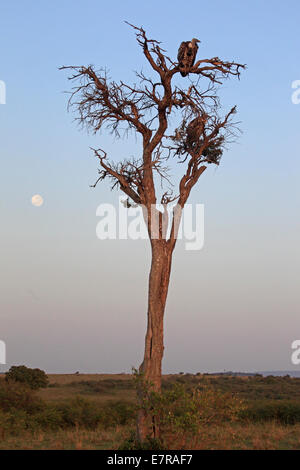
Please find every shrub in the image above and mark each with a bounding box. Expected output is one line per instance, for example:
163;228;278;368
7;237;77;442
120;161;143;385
0;381;43;413
240;401;300;424
56;397;136;429
101;400;136;426
131;380;245;440
0;376;138;436
5;365;49;390
31;406;64;430
0;409;29;436
0;406;66;437
149;384;245;433
56;397;102;429
119;382;245;450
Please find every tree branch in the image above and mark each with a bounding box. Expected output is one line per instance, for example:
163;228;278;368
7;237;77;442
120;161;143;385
61;23;245;241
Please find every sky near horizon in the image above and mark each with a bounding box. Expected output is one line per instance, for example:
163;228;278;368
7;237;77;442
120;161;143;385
0;0;299;374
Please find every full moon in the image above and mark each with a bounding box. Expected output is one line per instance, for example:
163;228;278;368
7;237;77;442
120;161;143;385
31;194;44;207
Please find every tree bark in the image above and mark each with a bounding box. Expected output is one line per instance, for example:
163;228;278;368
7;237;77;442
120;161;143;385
137;240;173;442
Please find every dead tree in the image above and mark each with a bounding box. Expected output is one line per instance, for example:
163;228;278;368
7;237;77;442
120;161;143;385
60;23;245;442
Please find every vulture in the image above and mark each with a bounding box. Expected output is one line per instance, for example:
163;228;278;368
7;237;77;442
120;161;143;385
186;115;206;144
177;38;200;77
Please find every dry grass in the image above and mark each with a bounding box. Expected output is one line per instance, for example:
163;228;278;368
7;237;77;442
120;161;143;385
1;422;300;450
0;427;122;450
166;422;300;450
2;373;300;450
38;385;136;404
46;373;132;385
36;373;136;403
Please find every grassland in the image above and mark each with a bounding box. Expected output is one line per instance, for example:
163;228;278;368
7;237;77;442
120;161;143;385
1;373;300;449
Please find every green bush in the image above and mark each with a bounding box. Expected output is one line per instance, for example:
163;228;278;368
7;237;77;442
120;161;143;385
119;381;245;450
101;400;136;426
135;380;245;438
0;381;64;436
240;401;300;424
5;365;49;390
0;407;65;436
56;397;102;429
0;381;43;413
0;377;137;436
56;398;136;429
174;386;242;430
31;406;65;430
0;409;29;436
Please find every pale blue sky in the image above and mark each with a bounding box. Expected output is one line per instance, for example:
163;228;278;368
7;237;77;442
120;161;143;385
0;0;299;373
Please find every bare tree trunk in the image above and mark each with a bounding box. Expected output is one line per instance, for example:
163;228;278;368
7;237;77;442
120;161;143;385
137;240;172;442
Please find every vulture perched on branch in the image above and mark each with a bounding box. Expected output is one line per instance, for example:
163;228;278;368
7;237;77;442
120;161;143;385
186;115;207;145
177;38;200;77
